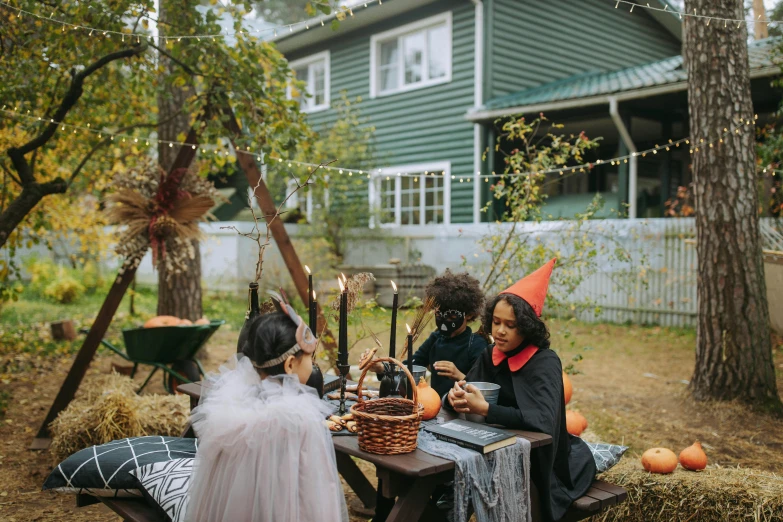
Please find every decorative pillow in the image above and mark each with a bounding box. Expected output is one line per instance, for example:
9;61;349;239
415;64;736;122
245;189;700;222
132;458;193;522
585;441;628;473
43;436;197;497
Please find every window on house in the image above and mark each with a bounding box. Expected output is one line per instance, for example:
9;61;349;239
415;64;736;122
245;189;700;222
371;12;452;98
372;162;450;226
288;51;330;112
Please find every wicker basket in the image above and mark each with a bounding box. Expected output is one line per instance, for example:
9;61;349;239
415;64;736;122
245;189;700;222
350;357;423;455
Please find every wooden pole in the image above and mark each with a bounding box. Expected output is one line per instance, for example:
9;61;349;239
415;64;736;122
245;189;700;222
220;107;338;355
31;127;202;449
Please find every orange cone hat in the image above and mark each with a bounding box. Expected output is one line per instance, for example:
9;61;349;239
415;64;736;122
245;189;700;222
500;258;556;317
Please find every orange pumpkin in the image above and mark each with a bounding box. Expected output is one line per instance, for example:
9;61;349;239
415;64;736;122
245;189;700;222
679;441;707;471
416;377;442;420
565;410;587;436
195;317;210;325
641;448;678;474
178;319;193;326
143;315;181;328
563;372;573;405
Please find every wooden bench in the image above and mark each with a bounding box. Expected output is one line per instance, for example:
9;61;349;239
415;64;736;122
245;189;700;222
79;478;626;521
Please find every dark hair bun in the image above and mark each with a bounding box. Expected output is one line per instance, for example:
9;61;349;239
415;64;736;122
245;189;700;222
242;312;298;375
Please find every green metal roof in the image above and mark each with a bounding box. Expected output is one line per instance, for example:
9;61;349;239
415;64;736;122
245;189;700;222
471;37;780;120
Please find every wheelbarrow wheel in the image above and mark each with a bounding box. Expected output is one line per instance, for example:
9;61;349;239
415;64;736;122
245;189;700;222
166;360;201;394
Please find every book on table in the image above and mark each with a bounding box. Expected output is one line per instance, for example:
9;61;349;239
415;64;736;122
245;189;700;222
425;419;517;454
323;374;340;393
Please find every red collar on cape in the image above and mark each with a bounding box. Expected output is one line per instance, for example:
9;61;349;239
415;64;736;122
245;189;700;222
492;344;540;372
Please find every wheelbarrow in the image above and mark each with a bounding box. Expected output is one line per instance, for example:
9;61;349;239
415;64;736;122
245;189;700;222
87;320;225;394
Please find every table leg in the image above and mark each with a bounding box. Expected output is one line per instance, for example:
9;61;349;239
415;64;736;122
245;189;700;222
385;475;440;522
335;452;376;509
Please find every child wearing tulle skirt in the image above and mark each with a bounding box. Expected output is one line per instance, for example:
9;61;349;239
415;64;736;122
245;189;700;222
186;306;348;522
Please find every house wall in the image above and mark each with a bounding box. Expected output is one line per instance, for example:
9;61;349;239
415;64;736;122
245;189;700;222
285;0;477;223
487;0;682;99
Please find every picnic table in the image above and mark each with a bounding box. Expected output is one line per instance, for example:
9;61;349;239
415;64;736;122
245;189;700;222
77;381;626;522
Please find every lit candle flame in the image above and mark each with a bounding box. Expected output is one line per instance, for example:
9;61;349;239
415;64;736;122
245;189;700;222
406;323;411;334
340;273;347;283
312;290;316;300
391;280;397;293
338;278;344;292
305;265;311;275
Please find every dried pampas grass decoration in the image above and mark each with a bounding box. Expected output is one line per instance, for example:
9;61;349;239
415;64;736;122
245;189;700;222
105;159;224;286
331;272;375;313
49;372;189;461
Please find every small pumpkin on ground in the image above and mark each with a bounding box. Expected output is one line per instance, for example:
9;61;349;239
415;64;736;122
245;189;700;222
641;447;678;474
563;372;573;405
679;441;707;471
416;377;442;420
143;315;181;328
565;410;587;436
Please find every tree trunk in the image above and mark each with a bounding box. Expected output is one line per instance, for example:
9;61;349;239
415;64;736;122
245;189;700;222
156;1;202;322
0;179;66;248
753;0;769;40
684;0;781;410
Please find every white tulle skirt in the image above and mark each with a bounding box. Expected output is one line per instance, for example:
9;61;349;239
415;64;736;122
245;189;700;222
186;355;348;522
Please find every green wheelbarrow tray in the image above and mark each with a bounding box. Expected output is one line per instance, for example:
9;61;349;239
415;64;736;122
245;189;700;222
96;320;225;394
122;320;225;364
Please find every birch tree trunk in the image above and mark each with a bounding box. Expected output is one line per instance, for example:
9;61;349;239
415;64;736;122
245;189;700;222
684;0;780;410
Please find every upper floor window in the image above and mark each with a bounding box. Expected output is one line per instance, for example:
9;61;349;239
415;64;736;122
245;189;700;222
288;51;330;113
370;12;452;98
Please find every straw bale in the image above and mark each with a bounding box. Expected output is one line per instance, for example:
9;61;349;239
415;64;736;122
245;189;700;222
49;372;189;461
590;457;783;522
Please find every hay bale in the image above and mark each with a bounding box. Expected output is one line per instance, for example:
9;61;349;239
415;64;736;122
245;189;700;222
591;457;783;522
50;372;189;461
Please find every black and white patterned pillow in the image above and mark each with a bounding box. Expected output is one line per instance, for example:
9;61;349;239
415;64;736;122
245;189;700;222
132;458;193;522
43;436;197;497
584;441;628;473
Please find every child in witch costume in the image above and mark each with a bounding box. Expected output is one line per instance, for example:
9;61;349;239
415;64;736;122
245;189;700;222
187;300;348;522
446;259;596;522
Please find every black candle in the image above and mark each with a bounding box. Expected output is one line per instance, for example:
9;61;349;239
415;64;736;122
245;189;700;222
389;281;398;359
310;291;317;334
306;266;316;332
338;278;348;365
406;324;414;398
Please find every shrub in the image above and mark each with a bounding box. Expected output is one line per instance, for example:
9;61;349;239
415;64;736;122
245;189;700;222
44;276;86;304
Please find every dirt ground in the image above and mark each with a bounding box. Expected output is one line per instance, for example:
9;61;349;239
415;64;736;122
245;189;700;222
1;322;782;521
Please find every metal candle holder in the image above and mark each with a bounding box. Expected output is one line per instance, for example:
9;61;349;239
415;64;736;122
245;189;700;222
337;362;351;415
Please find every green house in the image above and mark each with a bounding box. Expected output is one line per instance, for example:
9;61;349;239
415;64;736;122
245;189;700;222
272;0;779;225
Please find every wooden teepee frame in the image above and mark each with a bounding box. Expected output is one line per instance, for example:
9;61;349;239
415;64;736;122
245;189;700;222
32;105;335;448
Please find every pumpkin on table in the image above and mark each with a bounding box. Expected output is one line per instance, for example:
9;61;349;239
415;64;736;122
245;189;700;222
679;441;707;471
416;377;441;420
641;447;678;474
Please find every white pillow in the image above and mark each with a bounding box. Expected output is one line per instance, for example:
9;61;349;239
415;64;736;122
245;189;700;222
131;458;193;522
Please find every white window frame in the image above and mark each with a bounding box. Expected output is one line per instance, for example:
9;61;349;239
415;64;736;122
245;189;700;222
288;51;331;113
369;12;452;99
370;161;451;228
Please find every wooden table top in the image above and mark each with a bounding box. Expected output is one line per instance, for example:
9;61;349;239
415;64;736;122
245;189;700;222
177;381;552;478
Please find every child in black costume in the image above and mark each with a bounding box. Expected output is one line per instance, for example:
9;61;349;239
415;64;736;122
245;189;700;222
446;259;596;522
362;270;488;522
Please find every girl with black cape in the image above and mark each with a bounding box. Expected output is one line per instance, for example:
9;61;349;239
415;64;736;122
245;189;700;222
445;259;596;522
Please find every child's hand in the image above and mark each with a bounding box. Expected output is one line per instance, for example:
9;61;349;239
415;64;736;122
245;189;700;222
448;381;489;416
433;361;465;381
360;348;384;374
448;381;469;413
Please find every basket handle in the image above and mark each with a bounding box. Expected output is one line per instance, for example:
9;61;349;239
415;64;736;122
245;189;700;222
355;356;419;414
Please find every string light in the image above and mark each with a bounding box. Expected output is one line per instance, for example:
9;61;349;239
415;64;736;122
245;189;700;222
613;0;773;28
0;0;386;42
0;107;753;181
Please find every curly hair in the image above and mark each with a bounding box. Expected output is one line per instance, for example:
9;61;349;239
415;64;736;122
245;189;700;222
425;270;485;320
482;294;550;350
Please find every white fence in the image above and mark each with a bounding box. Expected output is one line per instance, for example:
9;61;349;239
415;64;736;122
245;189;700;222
18;218;783;328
